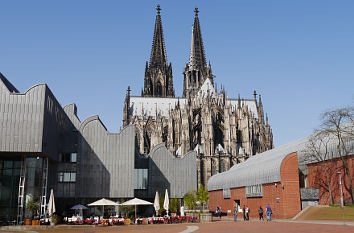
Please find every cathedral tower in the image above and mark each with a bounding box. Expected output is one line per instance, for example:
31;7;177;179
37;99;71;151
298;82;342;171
124;6;274;188
143;5;175;97
183;8;213;97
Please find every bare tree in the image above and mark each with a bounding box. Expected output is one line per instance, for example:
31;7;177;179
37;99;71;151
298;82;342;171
320;106;354;204
303;130;334;204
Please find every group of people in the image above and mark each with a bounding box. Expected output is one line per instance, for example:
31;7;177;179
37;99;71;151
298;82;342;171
232;205;272;221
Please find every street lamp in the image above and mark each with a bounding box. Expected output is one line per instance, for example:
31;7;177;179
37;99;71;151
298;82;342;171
337;171;344;207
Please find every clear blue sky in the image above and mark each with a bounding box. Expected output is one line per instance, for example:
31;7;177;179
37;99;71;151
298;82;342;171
1;0;353;146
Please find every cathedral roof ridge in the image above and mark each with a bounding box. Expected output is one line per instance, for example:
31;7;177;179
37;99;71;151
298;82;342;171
227;97;255;102
130;95;187;100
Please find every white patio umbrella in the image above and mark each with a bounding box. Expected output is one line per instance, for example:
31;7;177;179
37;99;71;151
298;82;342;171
88;198;119;218
153;191;160;216
48;189;56;216
163;189;169;216
120;198;153;220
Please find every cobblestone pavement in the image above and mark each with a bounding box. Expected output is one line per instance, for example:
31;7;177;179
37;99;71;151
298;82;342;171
1;220;354;233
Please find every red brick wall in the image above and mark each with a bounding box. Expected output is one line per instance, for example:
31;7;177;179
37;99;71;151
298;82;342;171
307;154;354;205
280;152;301;217
208;152;301;219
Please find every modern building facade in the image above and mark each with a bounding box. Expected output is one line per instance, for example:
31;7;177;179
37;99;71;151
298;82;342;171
123;6;273;188
0;73;197;224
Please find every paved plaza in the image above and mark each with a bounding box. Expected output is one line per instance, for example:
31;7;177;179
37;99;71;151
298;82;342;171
1;220;354;233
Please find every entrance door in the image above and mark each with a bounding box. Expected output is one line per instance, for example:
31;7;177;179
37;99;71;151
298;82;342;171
234;200;240;211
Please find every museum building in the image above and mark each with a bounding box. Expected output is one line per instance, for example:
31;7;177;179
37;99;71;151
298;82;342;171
207;132;354;218
0;73;197;224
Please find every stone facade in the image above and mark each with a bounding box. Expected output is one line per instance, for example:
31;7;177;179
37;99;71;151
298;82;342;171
123;6;273;187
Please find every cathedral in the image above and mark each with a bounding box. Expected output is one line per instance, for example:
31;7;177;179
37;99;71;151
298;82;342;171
123;5;273;187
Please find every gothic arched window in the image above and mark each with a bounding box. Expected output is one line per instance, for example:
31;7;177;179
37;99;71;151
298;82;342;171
156;81;162;96
143;130;151;154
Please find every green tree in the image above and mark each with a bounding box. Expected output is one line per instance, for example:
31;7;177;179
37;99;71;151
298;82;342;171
184;190;197;210
26;199;39;219
170;198;181;214
197;183;209;212
158;194;164;215
119;199;135;217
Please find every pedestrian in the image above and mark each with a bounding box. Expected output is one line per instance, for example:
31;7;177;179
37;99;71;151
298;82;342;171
219;207;222;219
258;206;264;220
242;205;246;221
266;205;272;221
233;205;238;222
245;206;249;221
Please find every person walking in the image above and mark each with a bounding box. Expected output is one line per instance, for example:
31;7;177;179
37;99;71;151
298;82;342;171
266;205;272;221
242;205;246;221
233;205;238;222
219;207;222;219
245;206;249;221
258;206;264;220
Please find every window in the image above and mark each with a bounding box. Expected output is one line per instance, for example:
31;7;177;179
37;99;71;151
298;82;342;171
246;184;263;197
134;169;148;189
223;188;230;199
63;172;71;182
70;153;77;163
58;172;76;183
59;153;77;163
70;173;76;182
58;172;64;182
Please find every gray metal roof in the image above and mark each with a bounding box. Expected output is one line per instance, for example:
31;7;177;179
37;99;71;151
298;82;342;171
207;137;308;191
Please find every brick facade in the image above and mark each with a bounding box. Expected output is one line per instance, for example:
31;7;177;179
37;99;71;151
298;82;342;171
208;152;301;219
307;154;354;205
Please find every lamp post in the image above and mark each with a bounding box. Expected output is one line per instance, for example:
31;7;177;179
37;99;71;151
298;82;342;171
337;171;344;207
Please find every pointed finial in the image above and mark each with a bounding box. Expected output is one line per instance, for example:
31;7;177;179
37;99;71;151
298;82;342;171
237;93;241;109
156;4;161;14
253;90;257;99
194;7;199;16
259;94;263;106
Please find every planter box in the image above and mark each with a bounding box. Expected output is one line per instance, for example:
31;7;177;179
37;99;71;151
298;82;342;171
123;219;131;225
142;219;148;225
200;213;212;222
25;218;32;225
32;220;40;225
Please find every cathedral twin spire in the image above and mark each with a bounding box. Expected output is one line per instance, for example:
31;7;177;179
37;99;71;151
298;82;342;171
149;5;167;70
143;5;212;98
189;8;207;73
183;8;214;97
143;4;174;98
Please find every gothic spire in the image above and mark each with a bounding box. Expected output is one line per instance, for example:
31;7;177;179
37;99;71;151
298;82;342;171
149;4;167;69
143;5;174;98
189;7;207;71
183;7;213;97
